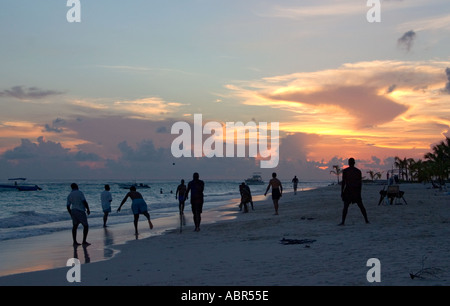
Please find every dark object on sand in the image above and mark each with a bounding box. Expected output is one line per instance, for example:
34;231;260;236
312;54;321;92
378;185;407;205
410;256;443;280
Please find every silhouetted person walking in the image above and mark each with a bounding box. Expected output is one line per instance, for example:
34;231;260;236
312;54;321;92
339;158;369;225
186;172;204;232
265;172;283;215
67;183;91;246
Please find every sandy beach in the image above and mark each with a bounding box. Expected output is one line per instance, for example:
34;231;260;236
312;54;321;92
0;183;449;287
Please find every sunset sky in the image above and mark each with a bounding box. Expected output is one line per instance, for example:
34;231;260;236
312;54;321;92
1;0;449;181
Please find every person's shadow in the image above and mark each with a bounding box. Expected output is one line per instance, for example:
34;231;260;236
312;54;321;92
103;227;115;258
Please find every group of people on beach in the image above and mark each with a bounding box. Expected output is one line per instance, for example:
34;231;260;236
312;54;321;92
237;172;284;215
237;160;369;224
67;158;369;246
66;172;205;246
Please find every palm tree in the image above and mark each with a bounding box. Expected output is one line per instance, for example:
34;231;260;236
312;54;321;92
330;165;342;184
394;156;407;181
424;137;450;184
367;170;382;182
405;158;416;181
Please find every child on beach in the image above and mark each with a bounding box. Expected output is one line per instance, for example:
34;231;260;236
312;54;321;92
117;186;153;235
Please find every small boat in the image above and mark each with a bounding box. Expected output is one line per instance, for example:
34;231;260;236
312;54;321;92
245;173;264;185
0;178;42;192
118;181;151;189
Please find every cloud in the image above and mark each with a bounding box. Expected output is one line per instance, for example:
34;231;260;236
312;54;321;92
0;136;105;179
443;67;450;94
399;14;450;32
262;3;362;19
386;84;397;94
42;118;66;133
0;86;63;101
225;60;450;157
397;30;417;52
1;136;101;162
265;85;408;128
67;97;184;120
118;140;165;162
113;97;183;118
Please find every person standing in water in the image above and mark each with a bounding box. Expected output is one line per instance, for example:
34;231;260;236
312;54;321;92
176;179;187;216
101;184;112;228
117;186;153;235
67;183;91;246
264;172;283;215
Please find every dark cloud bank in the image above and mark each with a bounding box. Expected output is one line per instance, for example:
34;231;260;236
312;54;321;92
0;86;64;100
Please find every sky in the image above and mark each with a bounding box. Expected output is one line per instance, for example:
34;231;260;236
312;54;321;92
1;0;450;181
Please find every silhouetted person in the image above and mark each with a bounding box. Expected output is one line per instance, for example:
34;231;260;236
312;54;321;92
67;183;91;246
176;179;187;215
117;186;153;236
339;158;369;225
239;182;253;213
185;172;204;232
265;172;283;215
292;176;299;194
101;184;112;227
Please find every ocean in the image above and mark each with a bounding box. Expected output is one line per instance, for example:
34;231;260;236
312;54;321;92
0;179;330;242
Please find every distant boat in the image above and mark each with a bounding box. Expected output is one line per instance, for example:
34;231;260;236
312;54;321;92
0;178;42;192
118;181;151;189
245;173;264;185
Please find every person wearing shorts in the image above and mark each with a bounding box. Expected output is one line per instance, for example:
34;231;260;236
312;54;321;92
185;172;204;232
101;184;112;227
117;186;153;235
339;158;369;225
66;183;91;246
264;172;283;215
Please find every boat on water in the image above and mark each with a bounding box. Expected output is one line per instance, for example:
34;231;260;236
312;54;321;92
118;181;151;189
0;178;42;191
245;173;265;185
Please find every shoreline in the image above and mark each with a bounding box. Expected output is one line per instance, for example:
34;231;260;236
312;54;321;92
0;183;449;286
0;196;240;278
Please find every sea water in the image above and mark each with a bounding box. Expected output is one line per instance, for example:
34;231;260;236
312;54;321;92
0;179;330;242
